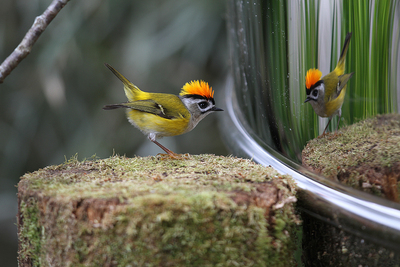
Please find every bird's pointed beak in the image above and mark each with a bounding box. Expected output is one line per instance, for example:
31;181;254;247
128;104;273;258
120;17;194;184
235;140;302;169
304;97;311;103
212;107;224;111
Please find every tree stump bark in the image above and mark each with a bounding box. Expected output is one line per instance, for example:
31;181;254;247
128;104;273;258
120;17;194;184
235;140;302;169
18;154;300;266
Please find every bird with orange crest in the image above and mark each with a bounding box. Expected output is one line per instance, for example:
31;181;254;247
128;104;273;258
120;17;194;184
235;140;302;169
305;32;354;136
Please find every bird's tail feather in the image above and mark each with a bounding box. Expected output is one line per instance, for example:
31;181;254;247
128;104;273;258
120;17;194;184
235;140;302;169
105;63;142;102
335;32;352;76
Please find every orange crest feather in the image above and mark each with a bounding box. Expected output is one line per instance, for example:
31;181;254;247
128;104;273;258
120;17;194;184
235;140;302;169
305;68;322;89
179;80;214;99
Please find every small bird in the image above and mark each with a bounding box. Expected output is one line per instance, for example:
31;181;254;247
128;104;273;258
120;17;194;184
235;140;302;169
305;32;354;136
103;63;223;158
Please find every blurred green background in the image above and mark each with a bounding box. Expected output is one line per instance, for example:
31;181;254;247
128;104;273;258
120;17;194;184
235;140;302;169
0;0;229;265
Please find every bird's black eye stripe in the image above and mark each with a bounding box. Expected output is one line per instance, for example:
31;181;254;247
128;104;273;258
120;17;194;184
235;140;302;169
181;94;215;105
308;80;324;92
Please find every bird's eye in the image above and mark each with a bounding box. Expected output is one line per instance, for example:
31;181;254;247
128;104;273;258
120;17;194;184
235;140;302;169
198;101;209;109
312;90;318;97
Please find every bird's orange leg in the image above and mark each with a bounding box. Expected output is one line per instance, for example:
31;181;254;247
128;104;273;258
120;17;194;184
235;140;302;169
152;140;188;159
332;114;342;137
335;114;342;132
320;117;332;137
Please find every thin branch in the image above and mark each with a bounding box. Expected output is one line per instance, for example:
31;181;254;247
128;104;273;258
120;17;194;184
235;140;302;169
0;0;71;84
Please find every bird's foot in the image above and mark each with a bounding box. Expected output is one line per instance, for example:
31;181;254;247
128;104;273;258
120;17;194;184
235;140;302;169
152;140;190;160
329;131;342;139
317;132;329;139
317;131;342;139
157;152;191;160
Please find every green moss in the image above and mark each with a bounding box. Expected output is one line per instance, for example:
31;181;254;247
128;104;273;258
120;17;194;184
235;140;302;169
21;155;289;200
18;198;43;266
18;154;300;266
85;194;265;266
302;114;400;201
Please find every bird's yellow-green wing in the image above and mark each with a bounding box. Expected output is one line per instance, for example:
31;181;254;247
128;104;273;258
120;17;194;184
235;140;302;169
118;94;190;120
337;73;354;93
323;72;354;117
123;100;176;119
323;72;340;102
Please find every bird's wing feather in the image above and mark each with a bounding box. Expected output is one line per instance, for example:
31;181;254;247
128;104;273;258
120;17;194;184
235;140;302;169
337;73;354;94
323;72;340;102
103;93;191;120
123;99;185;120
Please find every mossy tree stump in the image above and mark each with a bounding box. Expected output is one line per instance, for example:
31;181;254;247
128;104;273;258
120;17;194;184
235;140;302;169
303;114;400;202
301;114;400;266
18;155;300;266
